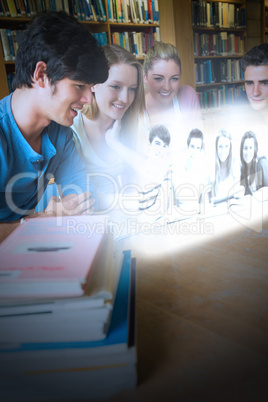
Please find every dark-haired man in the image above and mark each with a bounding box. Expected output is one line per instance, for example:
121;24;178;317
0;11;109;239
237;43;268;123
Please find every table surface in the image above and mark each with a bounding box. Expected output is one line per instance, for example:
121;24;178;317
110;203;268;402
1;202;268;402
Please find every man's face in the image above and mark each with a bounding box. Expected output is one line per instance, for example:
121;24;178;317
47;78;93;127
188;138;203;161
244;65;268;111
149;136;169;158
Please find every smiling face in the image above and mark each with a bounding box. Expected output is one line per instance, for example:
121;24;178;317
144;59;181;105
92;63;138;123
217;136;231;163
243;138;255;164
244;65;268;111
47;78;94;127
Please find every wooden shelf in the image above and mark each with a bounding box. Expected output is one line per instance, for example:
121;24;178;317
195;55;244;59
109;22;159;28
192;26;246;32
196;80;244;88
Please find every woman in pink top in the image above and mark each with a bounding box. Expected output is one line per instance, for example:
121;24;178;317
143;42;202;153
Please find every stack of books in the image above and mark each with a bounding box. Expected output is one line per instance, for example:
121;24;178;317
0;215;136;401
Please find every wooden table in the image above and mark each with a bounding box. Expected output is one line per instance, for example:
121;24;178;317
110;203;268;402
1;202;268;402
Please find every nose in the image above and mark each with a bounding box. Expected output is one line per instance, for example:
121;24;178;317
118;88;128;104
81;87;93;104
252;83;261;97
162;79;171;91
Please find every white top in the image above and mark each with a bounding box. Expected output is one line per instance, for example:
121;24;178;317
71;112;124;195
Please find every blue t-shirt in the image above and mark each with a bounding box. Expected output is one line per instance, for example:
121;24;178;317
0;94;95;221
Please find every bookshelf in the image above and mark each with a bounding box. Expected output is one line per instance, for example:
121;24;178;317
0;0;168;100
189;0;247;109
262;0;268;43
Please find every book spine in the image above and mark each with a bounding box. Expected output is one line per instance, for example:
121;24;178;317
6;0;17;16
97;0;106;21
0;29;12;61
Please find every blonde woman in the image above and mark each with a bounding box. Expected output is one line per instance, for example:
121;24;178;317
71;45;145;198
143;41;202;152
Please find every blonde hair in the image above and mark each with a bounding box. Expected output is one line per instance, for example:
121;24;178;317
82;44;145;147
143;41;182;76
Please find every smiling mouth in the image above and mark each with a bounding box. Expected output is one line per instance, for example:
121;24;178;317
113;104;124;109
159;92;172;96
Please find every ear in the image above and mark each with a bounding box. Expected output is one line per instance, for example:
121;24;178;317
143;73;148;84
33;61;48;88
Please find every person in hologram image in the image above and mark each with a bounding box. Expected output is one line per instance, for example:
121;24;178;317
240;131;268;196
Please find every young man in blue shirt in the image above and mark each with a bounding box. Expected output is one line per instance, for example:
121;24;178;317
0;11;108;240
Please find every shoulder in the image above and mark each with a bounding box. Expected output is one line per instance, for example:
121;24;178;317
0;94;14;146
257;156;268;168
0;94;12;123
178;85;198;101
177;85;199;111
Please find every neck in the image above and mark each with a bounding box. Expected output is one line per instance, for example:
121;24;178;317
146;92;173;112
11;89;50;141
82;112;114;140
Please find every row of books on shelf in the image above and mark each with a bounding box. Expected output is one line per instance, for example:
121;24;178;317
0;0;71;17
195;58;244;85
71;0;107;21
0;0;160;25
193;32;245;57
0;216;137;400
0;27;158;63
191;0;246;29
107;0;159;24
0;28;24;61
111;28;159;57
197;84;244;109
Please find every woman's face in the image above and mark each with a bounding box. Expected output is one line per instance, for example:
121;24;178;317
217;136;231;163
243;138;255;164
144;59;181;104
93;63;138;122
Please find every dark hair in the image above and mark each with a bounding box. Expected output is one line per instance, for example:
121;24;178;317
149;124;171;146
240;43;268;72
240;131;258;188
187;128;204;148
13;11;108;89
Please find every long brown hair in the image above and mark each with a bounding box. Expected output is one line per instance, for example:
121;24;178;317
82;44;145;148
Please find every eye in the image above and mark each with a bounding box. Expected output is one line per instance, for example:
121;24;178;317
154;77;163;81
110;85;120;90
171;77;180;81
261;81;268;86
129;87;137;92
76;84;85;89
245;81;253;86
